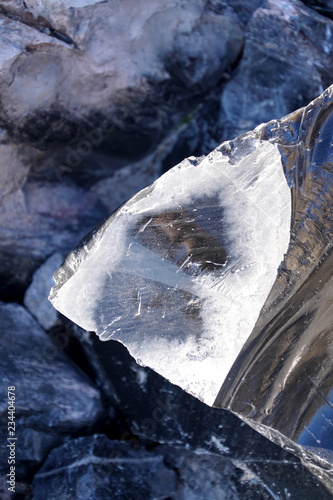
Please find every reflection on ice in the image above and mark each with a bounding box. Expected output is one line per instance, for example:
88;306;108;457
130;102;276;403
298;388;333;452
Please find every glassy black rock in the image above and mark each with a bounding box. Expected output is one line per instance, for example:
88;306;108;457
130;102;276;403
33;435;177;500
71;336;333;498
50;86;333;491
301;0;333;18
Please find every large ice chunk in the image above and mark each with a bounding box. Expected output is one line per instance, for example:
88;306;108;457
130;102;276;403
50;85;333;478
50;138;291;405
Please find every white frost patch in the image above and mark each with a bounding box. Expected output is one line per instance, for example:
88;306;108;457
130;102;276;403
131;364;148;392
51;140;291;406
209;435;230;454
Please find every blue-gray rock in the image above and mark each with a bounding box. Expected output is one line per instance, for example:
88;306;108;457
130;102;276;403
0;302;106;479
33;435;177;500
24;252;64;330
219;0;333;140
161;0;333;169
0;175;107;301
0;0;244;163
63;335;333;498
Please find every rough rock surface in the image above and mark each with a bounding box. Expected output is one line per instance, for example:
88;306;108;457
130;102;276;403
0;302;106;479
219;0;333;140
161;0;333;163
66;336;333;498
0;0;244;158
302;0;333;18
32;433;284;500
24;252;64;329
33;435;177;500
0;175;106;300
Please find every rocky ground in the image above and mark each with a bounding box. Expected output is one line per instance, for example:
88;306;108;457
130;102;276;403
1;0;333;498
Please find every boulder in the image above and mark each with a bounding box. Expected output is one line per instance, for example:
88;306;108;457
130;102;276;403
0;302;106;479
24;252;64;330
33;435;177;500
220;0;333;139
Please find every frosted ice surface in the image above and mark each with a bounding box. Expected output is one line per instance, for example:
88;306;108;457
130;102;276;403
51;140;291;405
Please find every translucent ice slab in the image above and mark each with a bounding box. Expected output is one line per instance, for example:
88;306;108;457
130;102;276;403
50;85;333;475
50;140;291;405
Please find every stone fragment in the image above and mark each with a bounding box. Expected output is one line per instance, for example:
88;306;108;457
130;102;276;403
0;302;105;479
24;252;64;330
69;337;333;497
220;0;333;139
0;178;106;300
0;1;244;157
160;445;270;500
33;435;177;500
136;0;333;173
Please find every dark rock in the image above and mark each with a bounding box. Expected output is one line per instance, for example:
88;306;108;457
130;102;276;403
0;476;32;500
33;435;177;500
161;0;333;171
0;302;106;480
219;0;333;140
0;0;244;178
301;0;333;18
159;445;272;499
161;92;224;172
66;335;333;498
205;0;264;24
0;177;106;300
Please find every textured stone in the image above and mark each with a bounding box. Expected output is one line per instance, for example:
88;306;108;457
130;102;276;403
0;176;106;300
0;302;106;479
0;1;244;160
219;0;333;140
160;445;271;500
160;0;333;170
24;252;64;330
33;435;177;500
68;337;333;498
